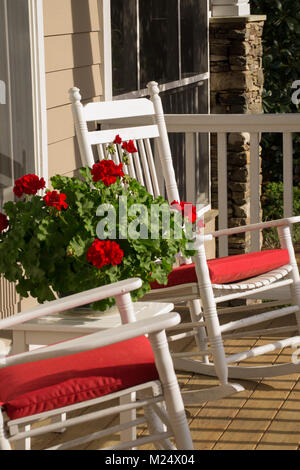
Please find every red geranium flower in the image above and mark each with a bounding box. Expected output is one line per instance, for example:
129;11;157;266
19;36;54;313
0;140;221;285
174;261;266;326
91;160;124;186
171;200;197;224
13;174;46;198
0;213;9;232
114;135;122;145
122;140;138;154
87;239;124;270
43;191;68;211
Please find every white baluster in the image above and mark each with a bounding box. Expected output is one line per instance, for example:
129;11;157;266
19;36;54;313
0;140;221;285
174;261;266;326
218;132;228;257
250;132;261;252
283;133;294;219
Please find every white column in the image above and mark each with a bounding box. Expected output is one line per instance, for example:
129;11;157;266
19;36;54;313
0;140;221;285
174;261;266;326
211;0;250;17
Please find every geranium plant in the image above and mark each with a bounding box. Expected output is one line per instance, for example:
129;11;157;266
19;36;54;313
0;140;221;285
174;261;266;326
0;136;196;311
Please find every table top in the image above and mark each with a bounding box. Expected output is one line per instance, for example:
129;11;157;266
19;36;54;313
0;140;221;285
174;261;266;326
11;302;175;334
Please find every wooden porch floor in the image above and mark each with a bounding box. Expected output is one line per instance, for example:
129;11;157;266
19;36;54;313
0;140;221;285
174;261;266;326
4;254;300;450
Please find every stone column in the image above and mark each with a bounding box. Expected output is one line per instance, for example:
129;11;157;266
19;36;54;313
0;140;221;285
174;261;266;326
210;15;266;255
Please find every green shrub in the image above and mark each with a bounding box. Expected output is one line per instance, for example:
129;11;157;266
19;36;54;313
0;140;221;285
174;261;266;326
250;0;300;184
262;182;300;248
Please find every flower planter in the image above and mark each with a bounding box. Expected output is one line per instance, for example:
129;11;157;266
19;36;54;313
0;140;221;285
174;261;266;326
0;135;196;313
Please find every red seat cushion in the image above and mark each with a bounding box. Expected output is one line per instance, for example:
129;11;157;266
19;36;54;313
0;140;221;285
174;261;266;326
0;336;158;420
151;249;290;289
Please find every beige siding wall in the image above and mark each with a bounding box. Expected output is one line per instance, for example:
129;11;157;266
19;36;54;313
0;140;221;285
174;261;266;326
43;0;103;178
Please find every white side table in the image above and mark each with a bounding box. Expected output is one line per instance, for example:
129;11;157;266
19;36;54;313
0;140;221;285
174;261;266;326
9;302;174;354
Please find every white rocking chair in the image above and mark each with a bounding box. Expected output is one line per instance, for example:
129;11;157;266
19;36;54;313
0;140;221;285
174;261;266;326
0;278;193;450
70;82;300;399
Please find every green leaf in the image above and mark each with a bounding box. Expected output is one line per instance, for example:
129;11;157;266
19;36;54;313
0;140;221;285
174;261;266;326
69;234;92;257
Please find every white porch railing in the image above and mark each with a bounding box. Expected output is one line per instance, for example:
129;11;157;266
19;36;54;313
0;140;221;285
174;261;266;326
165;113;300;257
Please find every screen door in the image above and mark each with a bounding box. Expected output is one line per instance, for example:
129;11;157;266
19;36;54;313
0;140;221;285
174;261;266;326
0;0;36;317
0;0;35;208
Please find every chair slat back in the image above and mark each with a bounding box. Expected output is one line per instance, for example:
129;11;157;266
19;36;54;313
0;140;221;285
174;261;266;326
83;98;156;122
88;125;160;146
69;82;180;204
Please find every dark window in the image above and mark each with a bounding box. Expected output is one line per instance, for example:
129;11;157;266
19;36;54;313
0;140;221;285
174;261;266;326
111;0;208;95
111;0;138;96
111;0;210;206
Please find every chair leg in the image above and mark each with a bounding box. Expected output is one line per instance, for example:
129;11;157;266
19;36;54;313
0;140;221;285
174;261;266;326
138;384;175;450
148;330;194;450
205;305;229;385
176;227;300;383
193;245;229;386
13;425;31;450
120;392;136;447
188;299;209;364
143;404;174;450
289;272;300;334
0;410;11;450
278;225;300;332
176;273;244;398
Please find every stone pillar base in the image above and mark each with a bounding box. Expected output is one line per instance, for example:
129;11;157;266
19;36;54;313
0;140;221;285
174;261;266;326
210;15;266;255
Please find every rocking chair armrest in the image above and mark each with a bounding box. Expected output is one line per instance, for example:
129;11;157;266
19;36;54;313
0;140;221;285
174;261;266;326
0;278;142;331
1;312;181;368
209;216;300;239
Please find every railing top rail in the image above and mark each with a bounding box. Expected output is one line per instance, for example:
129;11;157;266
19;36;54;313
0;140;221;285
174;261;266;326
164;113;300;133
108;113;300;134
